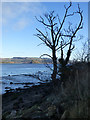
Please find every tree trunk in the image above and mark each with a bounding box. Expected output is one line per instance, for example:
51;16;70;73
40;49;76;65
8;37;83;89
60;47;71;83
65;49;71;65
52;49;57;85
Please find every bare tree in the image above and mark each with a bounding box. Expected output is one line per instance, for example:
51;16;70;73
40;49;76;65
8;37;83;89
73;40;88;62
35;2;83;85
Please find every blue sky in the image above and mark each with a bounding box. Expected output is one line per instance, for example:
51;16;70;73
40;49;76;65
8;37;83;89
2;2;88;59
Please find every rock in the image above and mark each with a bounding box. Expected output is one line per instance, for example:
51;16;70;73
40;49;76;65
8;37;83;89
5;87;11;89
5;90;10;93
10;82;13;84
24;85;29;88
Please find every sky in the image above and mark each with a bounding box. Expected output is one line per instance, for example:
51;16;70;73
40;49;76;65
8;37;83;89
1;2;88;59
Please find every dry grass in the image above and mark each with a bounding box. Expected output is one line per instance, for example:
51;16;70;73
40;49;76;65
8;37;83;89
59;62;89;118
52;62;89;118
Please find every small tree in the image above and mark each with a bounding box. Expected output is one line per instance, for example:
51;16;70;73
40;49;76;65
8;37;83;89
35;2;83;84
73;40;88;62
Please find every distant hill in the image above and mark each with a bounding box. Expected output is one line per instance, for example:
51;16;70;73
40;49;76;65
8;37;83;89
0;57;52;64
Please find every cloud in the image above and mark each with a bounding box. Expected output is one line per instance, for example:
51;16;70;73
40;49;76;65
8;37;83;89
2;2;46;30
13;18;28;30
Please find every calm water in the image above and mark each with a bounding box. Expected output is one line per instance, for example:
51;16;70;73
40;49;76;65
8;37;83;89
0;64;52;94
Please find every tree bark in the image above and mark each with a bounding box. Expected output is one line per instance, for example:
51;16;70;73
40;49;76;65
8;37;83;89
52;48;57;85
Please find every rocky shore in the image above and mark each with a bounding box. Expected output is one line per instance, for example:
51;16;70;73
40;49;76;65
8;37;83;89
2;63;90;119
2;81;90;120
2;82;61;120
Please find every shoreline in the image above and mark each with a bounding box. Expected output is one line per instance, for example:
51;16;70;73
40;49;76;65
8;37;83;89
2;63;90;119
2;82;56;120
2;71;52;95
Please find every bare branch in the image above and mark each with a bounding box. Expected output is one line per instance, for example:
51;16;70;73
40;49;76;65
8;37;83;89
57;14;61;25
35;16;51;27
70;45;75;51
37;43;45;46
67;12;74;17
35;28;52;48
61;34;76;38
40;54;53;59
56;40;73;51
34;34;52;48
55;33;61;47
44;62;53;71
55;2;72;42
